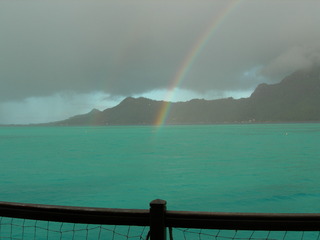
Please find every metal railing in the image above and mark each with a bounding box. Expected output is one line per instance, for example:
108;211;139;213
1;199;320;240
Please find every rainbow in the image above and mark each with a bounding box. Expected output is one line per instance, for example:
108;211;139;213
154;0;242;126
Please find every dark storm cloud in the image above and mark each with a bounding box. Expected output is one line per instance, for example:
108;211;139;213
182;0;320;92
1;0;320;102
0;0;211;101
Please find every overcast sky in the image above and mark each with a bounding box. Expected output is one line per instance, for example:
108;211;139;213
1;0;320;124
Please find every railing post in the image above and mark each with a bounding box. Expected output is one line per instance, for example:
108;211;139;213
150;199;167;240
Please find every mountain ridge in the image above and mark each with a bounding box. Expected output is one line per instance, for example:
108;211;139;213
45;65;320;126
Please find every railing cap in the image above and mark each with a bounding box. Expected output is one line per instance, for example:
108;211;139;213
150;199;167;207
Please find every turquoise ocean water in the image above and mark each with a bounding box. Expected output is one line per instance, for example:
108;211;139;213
1;123;320;213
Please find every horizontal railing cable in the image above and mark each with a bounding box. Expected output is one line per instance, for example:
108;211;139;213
0;201;149;226
166;210;320;231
